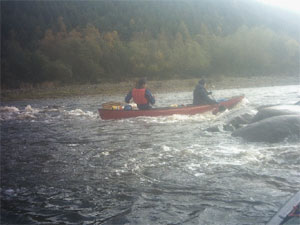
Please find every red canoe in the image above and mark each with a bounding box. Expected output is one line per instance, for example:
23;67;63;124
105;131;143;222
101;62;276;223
99;95;244;120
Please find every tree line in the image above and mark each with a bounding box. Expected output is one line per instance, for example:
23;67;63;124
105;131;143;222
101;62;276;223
1;0;299;88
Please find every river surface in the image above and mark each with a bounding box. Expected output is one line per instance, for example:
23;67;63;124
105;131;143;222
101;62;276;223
1;85;300;225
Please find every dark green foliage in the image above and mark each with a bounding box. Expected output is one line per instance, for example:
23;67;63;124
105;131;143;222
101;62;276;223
1;0;299;88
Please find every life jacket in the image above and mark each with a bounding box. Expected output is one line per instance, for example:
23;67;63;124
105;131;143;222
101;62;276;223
132;88;148;104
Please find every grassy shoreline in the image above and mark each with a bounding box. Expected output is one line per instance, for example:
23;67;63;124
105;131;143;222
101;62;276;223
1;75;299;102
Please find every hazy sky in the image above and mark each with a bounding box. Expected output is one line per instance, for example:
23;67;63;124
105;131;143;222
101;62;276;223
258;0;300;12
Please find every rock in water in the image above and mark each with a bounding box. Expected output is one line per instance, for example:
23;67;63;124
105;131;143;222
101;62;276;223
232;115;300;143
224;113;254;131
252;105;300;122
206;125;223;132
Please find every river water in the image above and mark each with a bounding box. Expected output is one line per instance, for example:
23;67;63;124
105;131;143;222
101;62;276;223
1;85;299;225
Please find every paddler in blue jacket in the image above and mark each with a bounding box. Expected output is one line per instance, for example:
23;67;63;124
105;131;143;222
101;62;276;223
193;79;217;105
125;78;155;110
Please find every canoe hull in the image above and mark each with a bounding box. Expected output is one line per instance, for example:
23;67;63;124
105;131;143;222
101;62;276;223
99;95;244;120
267;191;300;225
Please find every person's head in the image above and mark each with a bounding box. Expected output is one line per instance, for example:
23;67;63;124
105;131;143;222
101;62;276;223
136;78;147;89
198;79;205;85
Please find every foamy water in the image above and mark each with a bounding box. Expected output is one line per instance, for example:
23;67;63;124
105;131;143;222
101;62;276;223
1;85;299;225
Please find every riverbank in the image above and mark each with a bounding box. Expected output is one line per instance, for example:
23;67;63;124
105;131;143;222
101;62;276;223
1;75;299;102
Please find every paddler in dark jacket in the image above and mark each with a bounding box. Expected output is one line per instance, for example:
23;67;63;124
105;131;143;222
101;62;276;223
193;79;217;105
125;78;155;110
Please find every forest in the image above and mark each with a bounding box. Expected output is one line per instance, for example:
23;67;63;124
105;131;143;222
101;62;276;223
1;0;299;89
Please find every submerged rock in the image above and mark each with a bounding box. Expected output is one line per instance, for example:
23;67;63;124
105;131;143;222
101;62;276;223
232;115;300;143
252;105;300;122
206;125;223;132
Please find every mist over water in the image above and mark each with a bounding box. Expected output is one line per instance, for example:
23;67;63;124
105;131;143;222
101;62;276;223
1;85;300;225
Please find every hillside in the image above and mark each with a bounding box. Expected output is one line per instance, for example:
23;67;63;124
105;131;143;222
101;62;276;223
1;0;299;89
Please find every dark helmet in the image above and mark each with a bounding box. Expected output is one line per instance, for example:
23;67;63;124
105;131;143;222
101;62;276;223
198;79;205;85
136;77;147;88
